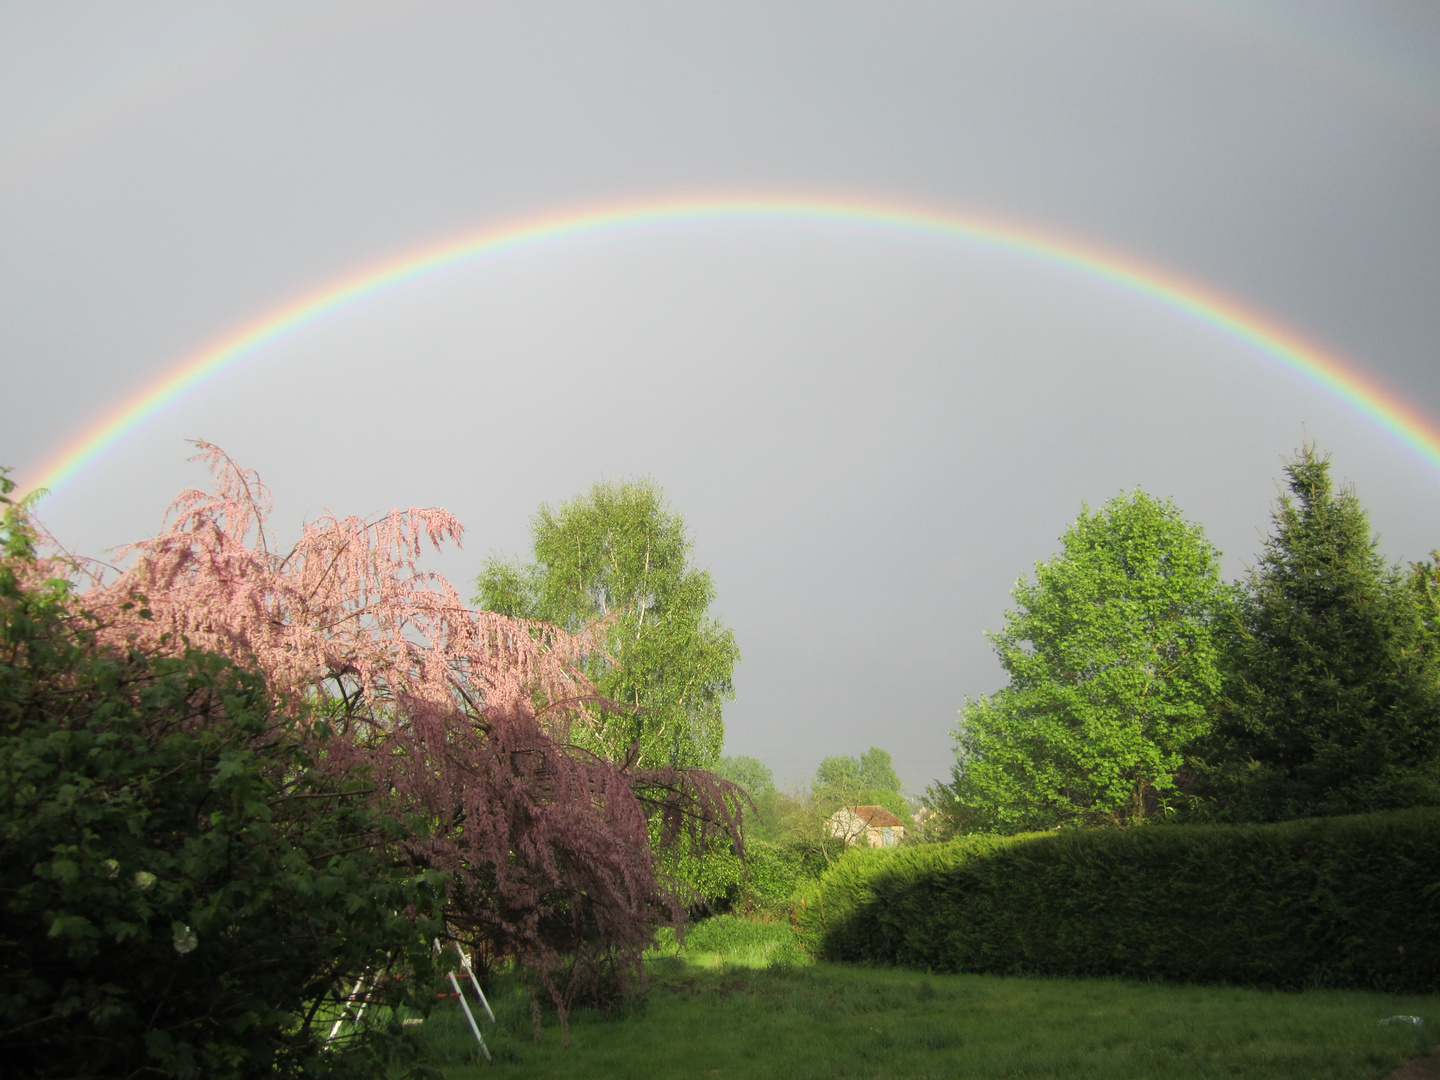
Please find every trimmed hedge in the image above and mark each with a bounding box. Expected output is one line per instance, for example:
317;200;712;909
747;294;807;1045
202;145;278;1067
792;809;1440;992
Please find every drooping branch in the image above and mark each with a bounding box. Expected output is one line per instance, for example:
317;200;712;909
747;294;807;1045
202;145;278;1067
69;442;742;1033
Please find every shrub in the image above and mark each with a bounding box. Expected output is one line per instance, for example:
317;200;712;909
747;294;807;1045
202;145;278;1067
791;835;1018;960
737;839;802;913
0;510;444;1078
798;811;1440;993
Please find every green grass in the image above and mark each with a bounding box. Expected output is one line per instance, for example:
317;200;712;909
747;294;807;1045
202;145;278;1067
415;919;1439;1080
649;913;808;969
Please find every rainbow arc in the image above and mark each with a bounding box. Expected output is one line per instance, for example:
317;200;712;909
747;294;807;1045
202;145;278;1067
19;193;1440;500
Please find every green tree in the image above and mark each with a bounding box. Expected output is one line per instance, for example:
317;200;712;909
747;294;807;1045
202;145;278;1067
814;748;900;797
945;489;1228;832
1208;446;1440;819
715;755;776;798
1408;550;1440;644
811;748;910;830
859;747;901;792
475;480;738;768
713;754;781;842
814;754;861;793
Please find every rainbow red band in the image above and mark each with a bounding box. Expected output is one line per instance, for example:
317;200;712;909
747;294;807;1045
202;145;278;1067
19;193;1440;500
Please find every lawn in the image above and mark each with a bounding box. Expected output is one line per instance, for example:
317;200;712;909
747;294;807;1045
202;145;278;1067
414;917;1439;1080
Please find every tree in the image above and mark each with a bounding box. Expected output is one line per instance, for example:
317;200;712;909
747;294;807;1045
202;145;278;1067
714;754;786;842
715;755;775;798
814;754;862;792
814;747;901;794
1207;446;1440;819
945;489;1228;832
860;746;902;792
1407;550;1440;647
61;446;740;1036
811;747;909;824
475;480;739;770
1;472;443;1078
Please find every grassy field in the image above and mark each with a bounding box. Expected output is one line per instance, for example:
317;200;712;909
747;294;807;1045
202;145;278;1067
412;916;1439;1080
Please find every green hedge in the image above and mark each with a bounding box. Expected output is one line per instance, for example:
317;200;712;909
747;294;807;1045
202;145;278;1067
792;810;1440;993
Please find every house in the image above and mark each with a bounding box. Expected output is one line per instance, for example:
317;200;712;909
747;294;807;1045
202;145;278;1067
826;805;906;848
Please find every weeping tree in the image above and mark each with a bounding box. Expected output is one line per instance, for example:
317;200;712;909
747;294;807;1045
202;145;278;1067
66;445;741;1037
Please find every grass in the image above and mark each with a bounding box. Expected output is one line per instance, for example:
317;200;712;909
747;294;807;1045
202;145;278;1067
649;913;809;969
413;916;1440;1080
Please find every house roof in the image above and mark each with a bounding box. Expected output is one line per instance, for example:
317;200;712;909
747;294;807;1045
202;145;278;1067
842;805;905;829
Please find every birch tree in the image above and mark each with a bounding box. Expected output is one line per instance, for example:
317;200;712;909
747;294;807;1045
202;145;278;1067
476;480;738;769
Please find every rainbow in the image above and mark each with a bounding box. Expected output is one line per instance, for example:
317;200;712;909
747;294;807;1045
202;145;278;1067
19;192;1440;500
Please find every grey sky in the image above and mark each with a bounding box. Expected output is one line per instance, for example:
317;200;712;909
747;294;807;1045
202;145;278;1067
2;1;1438;791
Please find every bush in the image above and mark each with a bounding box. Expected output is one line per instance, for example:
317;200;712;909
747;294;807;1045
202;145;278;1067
791;834;1018;960
0;534;444;1078
795;811;1440;993
658;834;809;918
736;839;802;913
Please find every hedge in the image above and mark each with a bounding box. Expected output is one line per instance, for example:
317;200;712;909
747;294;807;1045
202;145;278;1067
792;809;1440;992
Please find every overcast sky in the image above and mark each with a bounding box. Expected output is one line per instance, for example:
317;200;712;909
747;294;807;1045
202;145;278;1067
3;1;1438;792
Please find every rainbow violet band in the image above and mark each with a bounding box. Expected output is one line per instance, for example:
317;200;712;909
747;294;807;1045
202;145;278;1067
19;193;1440;500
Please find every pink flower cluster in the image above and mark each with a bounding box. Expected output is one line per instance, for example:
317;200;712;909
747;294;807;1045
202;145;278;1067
76;443;741;1030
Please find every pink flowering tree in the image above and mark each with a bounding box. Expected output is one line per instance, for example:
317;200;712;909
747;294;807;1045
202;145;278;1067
77;444;741;1031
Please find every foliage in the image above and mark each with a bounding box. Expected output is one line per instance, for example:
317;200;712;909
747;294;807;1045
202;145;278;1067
666;756;792;915
809;747;912;835
421;961;1438;1080
712;755;781;845
729;785;849;876
0;510;443;1078
474;479;739;770
814;747;902;798
729;839;803;912
943;489;1228;832
791;838;1010;959
1409;550;1440;637
1206;446;1440;820
715;755;776;798
649;912;806;969
797;808;1440;993
649;830;803;920
917;781;984;842
59;445;741;1035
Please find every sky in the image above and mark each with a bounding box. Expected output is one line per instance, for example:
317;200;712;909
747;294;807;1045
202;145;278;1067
2;1;1438;793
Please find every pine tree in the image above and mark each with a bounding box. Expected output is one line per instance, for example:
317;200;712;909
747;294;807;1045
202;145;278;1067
1211;445;1440;819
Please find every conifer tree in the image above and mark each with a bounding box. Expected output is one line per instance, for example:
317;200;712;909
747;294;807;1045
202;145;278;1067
1211;445;1440;818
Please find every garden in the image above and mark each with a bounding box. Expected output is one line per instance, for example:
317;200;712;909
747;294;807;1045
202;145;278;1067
404;920;1440;1080
3;441;1439;1078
